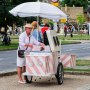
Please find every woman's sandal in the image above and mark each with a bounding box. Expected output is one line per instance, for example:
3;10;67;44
18;80;26;84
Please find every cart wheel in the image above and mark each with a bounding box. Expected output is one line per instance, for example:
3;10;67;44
56;62;64;85
25;76;33;83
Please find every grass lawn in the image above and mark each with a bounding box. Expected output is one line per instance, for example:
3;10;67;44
64;68;90;72
60;40;80;45
0;35;80;50
76;60;90;66
10;35;19;39
0;34;89;50
64;60;90;72
58;34;90;40
0;38;18;51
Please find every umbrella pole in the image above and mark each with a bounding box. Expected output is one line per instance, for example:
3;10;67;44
37;16;39;41
37;0;40;2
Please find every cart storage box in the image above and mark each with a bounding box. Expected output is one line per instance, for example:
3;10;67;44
60;54;76;68
25;52;58;76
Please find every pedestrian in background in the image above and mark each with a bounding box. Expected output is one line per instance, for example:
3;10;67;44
7;25;12;35
17;23;45;84
41;23;50;45
31;21;43;42
69;25;73;37
64;24;68;37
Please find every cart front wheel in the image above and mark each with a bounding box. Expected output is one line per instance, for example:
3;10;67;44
25;76;33;83
56;62;64;85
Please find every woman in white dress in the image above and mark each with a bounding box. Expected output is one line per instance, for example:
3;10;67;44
17;24;45;84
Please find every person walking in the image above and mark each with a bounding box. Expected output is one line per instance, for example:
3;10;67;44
17;23;45;84
69;25;73;37
64;24;68;37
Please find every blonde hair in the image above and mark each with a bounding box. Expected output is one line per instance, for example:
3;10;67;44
31;21;37;29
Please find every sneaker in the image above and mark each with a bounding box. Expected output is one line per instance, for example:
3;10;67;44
18;80;26;84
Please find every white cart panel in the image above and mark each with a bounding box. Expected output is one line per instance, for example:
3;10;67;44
46;30;60;52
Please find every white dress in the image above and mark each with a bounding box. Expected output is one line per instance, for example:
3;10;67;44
17;31;40;67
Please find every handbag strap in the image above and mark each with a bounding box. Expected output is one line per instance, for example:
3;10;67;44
19;36;30;50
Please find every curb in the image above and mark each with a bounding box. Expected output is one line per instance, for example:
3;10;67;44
64;71;90;76
0;70;17;77
0;70;90;77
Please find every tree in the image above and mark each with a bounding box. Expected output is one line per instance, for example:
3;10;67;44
0;0;37;28
77;14;86;25
61;0;88;9
11;0;37;5
77;14;86;32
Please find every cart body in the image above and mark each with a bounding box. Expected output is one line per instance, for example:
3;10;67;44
23;30;64;84
24;51;59;76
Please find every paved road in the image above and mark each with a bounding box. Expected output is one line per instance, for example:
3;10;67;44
62;42;90;58
0;74;90;90
0;50;17;72
0;42;90;72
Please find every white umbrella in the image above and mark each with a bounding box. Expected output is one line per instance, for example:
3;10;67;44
9;2;67;41
9;2;67;20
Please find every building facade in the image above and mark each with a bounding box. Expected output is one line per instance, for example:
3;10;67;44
61;6;84;23
41;0;84;23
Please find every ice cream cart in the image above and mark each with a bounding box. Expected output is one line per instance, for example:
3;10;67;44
9;1;68;85
23;30;64;85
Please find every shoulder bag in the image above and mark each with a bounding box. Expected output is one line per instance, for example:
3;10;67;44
18;37;30;58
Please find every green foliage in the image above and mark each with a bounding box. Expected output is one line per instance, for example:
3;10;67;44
11;0;37;5
48;20;54;28
0;0;37;28
61;0;88;9
77;14;86;24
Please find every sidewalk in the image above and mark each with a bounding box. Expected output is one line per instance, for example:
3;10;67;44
0;74;90;90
